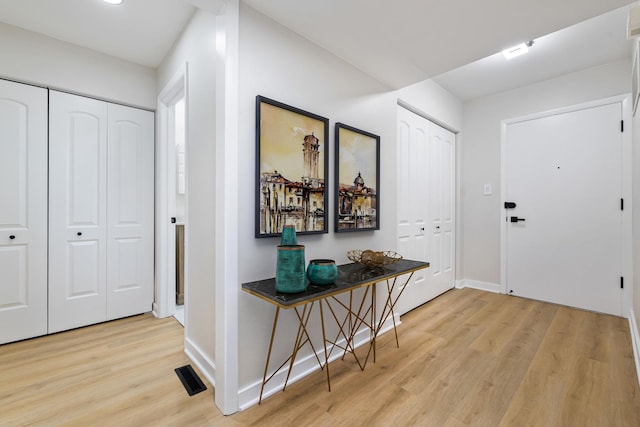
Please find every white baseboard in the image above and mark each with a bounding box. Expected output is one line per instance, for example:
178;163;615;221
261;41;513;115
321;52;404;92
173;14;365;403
629;310;640;389
238;312;401;410
185;336;216;388
455;279;501;293
151;302;160;318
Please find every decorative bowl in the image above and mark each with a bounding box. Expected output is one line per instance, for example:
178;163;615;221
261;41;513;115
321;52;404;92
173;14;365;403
306;259;338;285
347;250;403;267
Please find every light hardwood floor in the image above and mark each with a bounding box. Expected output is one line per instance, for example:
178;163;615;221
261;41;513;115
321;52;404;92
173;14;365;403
2;288;639;426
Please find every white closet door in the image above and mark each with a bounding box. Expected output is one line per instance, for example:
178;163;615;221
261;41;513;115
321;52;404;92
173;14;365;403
396;106;429;315
428;124;456;298
396;106;456;315
0;80;48;344
49;91;108;333
106;103;154;319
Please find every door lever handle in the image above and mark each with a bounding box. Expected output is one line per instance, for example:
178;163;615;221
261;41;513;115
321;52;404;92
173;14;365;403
510;216;526;223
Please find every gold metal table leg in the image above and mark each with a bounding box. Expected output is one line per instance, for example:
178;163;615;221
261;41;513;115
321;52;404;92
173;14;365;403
376;272;415;339
259;307;280;404
372;281;377;363
260;301;326;403
319;299;331;391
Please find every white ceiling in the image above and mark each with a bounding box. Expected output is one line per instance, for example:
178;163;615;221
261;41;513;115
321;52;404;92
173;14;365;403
0;0;634;100
0;0;197;68
433;5;633;101
242;0;634;90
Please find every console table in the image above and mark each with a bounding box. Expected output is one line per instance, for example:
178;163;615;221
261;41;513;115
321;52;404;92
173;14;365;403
241;259;429;403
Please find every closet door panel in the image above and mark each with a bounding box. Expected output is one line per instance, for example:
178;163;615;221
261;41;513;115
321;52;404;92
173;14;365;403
0;80;48;344
49;91;108;333
106;103;154;319
67;240;101;296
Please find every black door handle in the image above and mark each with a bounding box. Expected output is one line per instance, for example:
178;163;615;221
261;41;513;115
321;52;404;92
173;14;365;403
9;235;15;240
510;216;526;223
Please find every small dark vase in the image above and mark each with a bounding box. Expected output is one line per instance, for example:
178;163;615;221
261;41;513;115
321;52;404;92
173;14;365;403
306;259;338;286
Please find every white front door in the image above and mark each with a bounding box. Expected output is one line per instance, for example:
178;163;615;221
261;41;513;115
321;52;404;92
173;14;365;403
504;102;623;316
396;106;455;314
49;91;108;333
106;103;154;320
0;80;48;344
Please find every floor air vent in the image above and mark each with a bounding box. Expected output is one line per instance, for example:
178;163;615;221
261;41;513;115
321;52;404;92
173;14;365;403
175;364;207;396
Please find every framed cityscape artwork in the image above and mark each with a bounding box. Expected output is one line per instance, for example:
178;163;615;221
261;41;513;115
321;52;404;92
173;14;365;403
255;95;329;238
335;123;380;233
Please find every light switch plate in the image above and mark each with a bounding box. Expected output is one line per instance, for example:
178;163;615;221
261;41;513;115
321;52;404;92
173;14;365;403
483;184;492;195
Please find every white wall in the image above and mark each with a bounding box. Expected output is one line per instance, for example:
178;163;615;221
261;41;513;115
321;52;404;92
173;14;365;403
157;10;218;379
0;22;156;109
633;75;640;336
460;59;631;285
397;79;463;131
236;4;462;406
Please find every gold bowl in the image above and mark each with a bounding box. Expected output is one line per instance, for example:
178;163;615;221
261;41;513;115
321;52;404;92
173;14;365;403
347;250;403;267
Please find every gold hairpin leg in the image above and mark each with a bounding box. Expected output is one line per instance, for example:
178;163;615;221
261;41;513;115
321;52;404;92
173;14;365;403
284;302;323;391
376;272;415;342
259;307;280;404
319;299;330;391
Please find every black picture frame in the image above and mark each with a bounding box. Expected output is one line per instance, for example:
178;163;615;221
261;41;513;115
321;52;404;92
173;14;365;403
335;122;380;233
255;95;329;238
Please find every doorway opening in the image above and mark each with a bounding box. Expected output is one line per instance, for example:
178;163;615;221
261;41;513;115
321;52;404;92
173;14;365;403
173;96;187;325
155;65;188;325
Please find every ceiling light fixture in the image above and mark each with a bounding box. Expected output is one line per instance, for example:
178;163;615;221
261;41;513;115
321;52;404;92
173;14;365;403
502;40;534;60
103;0;124;5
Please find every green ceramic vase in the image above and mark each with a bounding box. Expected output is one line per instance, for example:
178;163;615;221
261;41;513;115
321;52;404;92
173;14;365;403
306;259;338;286
280;225;297;245
275;245;306;293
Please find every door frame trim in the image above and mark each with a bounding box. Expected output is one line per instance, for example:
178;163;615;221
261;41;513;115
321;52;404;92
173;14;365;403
154;63;188;319
500;94;633;317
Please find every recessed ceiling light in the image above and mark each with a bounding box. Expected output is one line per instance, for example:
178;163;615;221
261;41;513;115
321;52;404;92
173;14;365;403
502;40;534;60
103;0;124;5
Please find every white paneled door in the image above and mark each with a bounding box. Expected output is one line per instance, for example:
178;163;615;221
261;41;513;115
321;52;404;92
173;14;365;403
0;80;48;344
49;91;154;333
106;103;154;320
49;91;109;333
396;106;455;315
429;124;456;296
505;102;623;316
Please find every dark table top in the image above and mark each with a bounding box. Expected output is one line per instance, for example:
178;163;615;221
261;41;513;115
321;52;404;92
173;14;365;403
241;259;430;308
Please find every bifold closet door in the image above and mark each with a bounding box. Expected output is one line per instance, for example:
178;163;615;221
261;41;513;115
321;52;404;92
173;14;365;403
106;103;154;320
396;106;455;315
49;91;154;333
0;80;48;344
49;91;108;333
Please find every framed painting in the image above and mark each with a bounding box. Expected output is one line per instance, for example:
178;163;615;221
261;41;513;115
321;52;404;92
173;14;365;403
335;123;380;232
255;95;329;238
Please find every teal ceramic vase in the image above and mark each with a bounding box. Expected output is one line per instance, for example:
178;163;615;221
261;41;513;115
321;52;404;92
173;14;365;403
280;225;297;245
276;245;307;293
306;259;338;286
